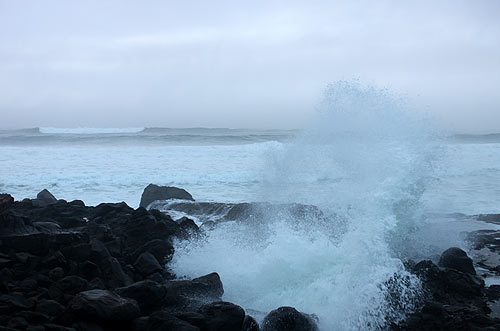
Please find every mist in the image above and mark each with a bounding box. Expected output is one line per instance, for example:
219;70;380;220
1;0;499;132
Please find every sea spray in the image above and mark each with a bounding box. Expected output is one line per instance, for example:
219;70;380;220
170;82;439;330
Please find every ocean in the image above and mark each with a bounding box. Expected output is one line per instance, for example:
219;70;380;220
2;127;499;215
2;88;500;330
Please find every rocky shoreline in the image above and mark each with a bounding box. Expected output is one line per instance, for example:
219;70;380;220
1;186;500;330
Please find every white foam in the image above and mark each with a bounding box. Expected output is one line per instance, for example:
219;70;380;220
170;82;435;330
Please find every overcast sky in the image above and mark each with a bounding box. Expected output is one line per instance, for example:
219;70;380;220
0;0;499;132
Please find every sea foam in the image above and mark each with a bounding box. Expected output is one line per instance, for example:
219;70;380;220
170;82;438;330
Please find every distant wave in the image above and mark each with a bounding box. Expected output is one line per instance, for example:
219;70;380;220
0;127;296;146
39;127;145;134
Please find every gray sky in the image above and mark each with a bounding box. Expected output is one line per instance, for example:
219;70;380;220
0;0;499;132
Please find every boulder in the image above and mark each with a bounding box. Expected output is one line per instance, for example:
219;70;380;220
198;301;245;331
242;315;260;331
164;272;224;303
35;299;65;317
131;239;174;265
0;194;14;213
69;289;140;322
134;252;162;276
140;184;194;208
438;247;476;275
37;189;57;204
116;280;166;314
261;307;318;331
147;311;200;331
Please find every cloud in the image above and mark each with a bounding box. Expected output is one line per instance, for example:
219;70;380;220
0;0;499;132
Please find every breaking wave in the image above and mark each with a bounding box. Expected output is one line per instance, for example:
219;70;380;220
169;82;440;330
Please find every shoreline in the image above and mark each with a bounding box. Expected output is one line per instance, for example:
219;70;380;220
1;187;500;330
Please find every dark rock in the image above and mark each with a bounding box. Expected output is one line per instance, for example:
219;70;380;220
132;316;149;331
62;243;92;262
0;211;36;236
242;315;260;331
69;289;140;322
79;261;101;280
174;312;207;329
116;280;166;314
43;251;67;269
37;189;57;204
0;292;35;311
15;310;50;324
58;276;89;295
36;299;66;317
261;306;318;331
44;324;77;331
89;239;131;288
49;267;65;280
179;217;199;237
438;247;476;275
147;311;200;331
140;184;194;208
7;316;28;330
0;194;14;213
198;301;245;331
164;272;224;307
132;239;174;265
71;321;105;331
134;252;162;276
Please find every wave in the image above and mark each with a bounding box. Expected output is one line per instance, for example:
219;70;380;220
39;127;145;134
169;82;438;330
0;127;296;146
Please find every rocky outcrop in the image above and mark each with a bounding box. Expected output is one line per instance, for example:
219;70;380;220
140;184;194;208
393;248;500;330
438;247;476;275
0;191;261;331
261;306;318;331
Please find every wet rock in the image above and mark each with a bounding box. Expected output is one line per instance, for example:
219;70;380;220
58;276;89;295
79;261;101;280
69;289;140;322
0;292;35;311
49;267;65;280
0;211;36;236
131;239;174;265
89;239;131;288
36;299;66;317
134;252;162;277
42;251;67;269
261;306;318;331
116;280;166;314
198;301;245;331
174;312;207;329
164;272;224;306
44;324;76;331
7;316;28;330
0;194;14;213
242;315;260;331
147;311;200;331
438;247;476;275
37;189;57;205
140;184;194;208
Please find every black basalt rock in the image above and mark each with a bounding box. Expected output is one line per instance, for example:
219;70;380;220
37;189;57;205
198;301;245;331
140;184;194;208
0;194;14;213
261;306;318;331
116;280;166;314
68;289;140;322
438;247;476;275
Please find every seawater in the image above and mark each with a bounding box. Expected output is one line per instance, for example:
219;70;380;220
1;84;500;329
